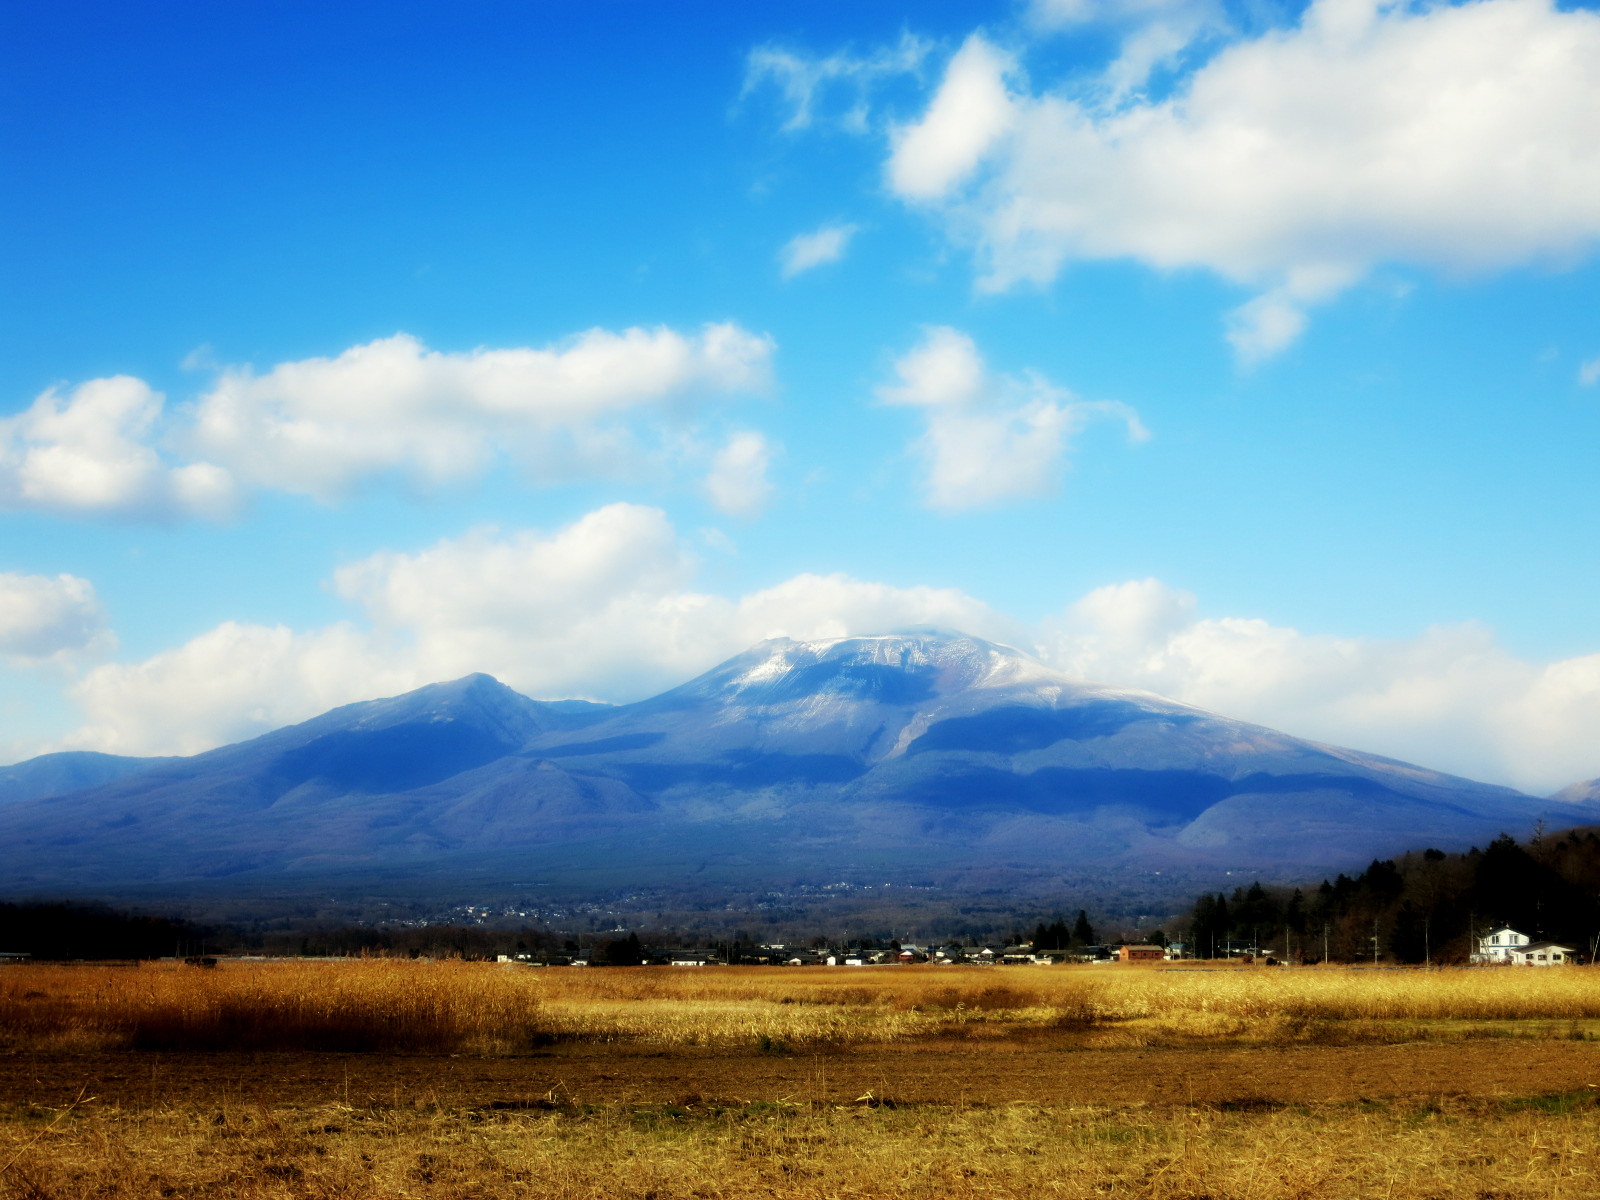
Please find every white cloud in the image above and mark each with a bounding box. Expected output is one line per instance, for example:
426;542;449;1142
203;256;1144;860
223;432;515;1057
1029;0;1201;26
2;324;775;519
1225;287;1313;367
743;32;931;133
1029;0;1098;22
65;621;405;757
779;223;859;278
890;0;1600;358
1579;356;1600;386
0;572;113;663
1028;0;1229;101
887;37;1018;200
59;504;1016;757
879;326;1147;510
704;431;775;516
189;325;774;501
1039;578;1600;795
732;573;1009;649
330;504;711;702
0;377;236;520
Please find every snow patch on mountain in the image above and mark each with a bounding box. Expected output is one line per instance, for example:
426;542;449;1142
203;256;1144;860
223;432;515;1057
1553;778;1600;805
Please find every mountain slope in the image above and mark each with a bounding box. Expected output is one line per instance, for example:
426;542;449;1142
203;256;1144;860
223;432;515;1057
0;631;1590;901
511;631;1563;868
0;751;170;806
0;674;611;885
1553;778;1600;805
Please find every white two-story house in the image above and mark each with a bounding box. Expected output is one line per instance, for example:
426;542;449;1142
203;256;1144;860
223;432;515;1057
1473;927;1530;963
1473;927;1578;965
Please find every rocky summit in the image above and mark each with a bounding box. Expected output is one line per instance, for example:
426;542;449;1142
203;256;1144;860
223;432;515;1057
0;631;1591;905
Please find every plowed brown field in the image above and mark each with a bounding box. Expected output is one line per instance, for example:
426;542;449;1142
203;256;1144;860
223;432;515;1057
9;1034;1600;1112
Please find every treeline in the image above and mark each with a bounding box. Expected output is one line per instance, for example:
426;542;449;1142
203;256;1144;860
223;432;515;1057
1029;911;1097;951
0;902;210;960
0;906;774;963
1184;827;1600;963
0;903;573;961
1;900;1119;963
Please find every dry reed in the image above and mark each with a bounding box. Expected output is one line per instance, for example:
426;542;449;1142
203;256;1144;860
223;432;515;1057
4;960;1599;1055
0;960;546;1054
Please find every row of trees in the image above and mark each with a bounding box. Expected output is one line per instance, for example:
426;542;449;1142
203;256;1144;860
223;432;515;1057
0;902;207;960
1183;827;1600;963
1030;911;1097;951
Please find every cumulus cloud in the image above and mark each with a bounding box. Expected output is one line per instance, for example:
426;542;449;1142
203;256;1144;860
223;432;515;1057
189;325;774;501
329;504;710;701
1580;356;1600;386
65;621;405;757
732;573;1008;649
60;504;1015;756
743;32;931;133
704;431;775;516
779;223;859;278
3;324;775;519
879;326;1147;510
889;0;1600;358
1039;578;1600;795
0;377;235;520
888;37;1018;200
0;572;112;663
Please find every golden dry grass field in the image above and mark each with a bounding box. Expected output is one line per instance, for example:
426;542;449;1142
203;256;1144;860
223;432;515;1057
4;960;1600;1198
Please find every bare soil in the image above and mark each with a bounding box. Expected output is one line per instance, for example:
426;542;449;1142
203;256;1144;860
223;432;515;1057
8;1034;1600;1113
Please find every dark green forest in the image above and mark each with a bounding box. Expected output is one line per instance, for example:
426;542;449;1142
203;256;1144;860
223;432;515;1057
1183;827;1600;962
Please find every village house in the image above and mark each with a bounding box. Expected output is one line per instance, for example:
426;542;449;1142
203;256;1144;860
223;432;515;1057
1510;941;1577;965
667;950;718;966
1472;927;1578;965
1473;927;1530;963
1117;944;1164;963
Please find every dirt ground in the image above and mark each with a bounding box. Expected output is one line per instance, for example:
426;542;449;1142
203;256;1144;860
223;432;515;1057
8;1035;1600;1113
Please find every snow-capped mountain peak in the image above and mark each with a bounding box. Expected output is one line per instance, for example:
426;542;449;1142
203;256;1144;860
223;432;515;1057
704;629;1067;703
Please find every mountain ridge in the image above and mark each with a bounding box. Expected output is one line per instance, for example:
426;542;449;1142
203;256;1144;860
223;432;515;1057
0;630;1590;905
1553;777;1600;805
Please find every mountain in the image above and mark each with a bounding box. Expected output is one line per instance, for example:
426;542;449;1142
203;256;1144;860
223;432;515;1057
0;672;606;886
0;631;1591;906
0;751;170;805
1553;778;1600;805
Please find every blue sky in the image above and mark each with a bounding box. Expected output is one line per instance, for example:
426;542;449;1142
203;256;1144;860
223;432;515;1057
3;0;1599;793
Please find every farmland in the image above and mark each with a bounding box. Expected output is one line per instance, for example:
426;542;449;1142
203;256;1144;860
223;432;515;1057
4;960;1600;1198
